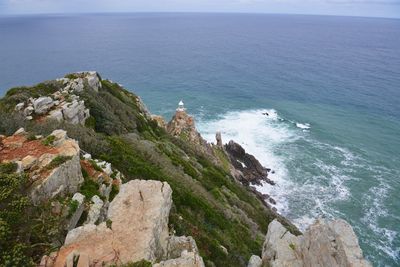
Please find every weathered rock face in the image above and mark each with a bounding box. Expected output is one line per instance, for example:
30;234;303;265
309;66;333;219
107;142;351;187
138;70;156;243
224;140;274;186
154;235;205;267
0;129;84;204
167;109;208;147
261;219;372;267
15;72;101;125
49;180;173;266
247;255;262;267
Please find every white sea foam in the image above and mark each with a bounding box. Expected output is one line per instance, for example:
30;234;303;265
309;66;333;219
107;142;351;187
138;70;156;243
197;108;399;264
296;122;311;129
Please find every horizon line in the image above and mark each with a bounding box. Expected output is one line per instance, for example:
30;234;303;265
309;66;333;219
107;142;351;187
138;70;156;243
0;11;399;20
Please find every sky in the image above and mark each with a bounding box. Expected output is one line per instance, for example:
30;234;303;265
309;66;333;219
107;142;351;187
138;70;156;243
0;0;399;18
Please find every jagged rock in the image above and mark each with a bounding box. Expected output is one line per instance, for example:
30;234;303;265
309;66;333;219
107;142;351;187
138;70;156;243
47;109;64;122
31;153;83;204
262;219;372;267
85;195;104;225
50;180;173;266
21;155;37;170
153;250;205;267
68;193;85;230
26;130;84;204
215;131;223;147
15;102;25;111
155;235;204;267
166;103;216;163
33;96;54;114
60;100;89;125
24;105;34;116
152;115;167;128
14;127;26;136
225;140;274;186
247;255;262;267
99;183;112;200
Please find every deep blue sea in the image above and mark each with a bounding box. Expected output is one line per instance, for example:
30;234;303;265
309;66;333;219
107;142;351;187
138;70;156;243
0;13;399;266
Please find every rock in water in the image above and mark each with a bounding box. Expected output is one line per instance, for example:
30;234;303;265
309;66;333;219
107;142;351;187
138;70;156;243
261;219;372;267
225;140;274;186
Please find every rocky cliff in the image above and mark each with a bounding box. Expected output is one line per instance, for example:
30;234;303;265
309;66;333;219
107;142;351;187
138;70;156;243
0;72;370;267
247;219;371;267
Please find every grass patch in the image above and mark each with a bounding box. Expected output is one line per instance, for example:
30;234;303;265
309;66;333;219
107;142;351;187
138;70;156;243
46;155;72;170
89;160;103;172
42;135;55;146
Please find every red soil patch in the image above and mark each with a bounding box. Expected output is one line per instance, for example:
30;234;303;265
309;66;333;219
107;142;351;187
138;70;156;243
80;159;111;183
0;136;59;161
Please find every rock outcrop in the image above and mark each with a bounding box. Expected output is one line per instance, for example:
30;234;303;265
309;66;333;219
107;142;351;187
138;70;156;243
15;71;102;125
167;108;208;148
0;128;84;204
225;140;274;186
259;219;371;267
45;180;204;267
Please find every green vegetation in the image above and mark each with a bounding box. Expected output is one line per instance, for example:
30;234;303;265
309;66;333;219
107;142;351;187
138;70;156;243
0;74;299;266
289;243;296;250
0;163;66;266
26;134;37;141
109;184;119;202
89;160;103;172
80;177;100;200
0;162;17;174
68;199;79;218
106;219;112;229
42;135;56;146
46;155;72;170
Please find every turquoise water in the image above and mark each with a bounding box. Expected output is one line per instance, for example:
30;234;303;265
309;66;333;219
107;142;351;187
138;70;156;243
0;13;399;266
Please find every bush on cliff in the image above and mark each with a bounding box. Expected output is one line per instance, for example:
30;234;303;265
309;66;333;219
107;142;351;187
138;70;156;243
0;75;298;267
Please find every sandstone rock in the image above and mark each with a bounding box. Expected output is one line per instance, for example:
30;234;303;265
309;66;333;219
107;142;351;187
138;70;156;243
33;96;54;114
152;115;167;128
85;195;103;225
68;193;86;230
247;255;262;267
21;155;37;170
261;219;372;267
51;180;173;266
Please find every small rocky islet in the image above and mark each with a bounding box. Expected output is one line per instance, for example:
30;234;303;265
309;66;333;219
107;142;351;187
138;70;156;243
0;72;371;267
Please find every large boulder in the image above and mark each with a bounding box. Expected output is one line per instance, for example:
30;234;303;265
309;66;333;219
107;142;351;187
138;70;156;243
50;180;173;266
261;219;372;267
60;99;90;125
33;96;54;114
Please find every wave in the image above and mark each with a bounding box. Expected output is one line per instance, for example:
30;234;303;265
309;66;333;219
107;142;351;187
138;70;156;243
196;108;400;266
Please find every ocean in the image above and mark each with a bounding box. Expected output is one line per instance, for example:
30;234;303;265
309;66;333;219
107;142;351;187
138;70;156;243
0;13;399;266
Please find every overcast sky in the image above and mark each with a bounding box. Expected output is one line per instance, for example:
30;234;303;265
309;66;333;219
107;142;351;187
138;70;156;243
0;0;399;18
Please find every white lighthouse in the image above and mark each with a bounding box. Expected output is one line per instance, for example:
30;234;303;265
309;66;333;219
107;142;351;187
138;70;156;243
176;100;186;112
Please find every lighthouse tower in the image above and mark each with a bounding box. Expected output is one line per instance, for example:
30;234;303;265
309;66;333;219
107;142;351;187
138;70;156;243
176;100;186;112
